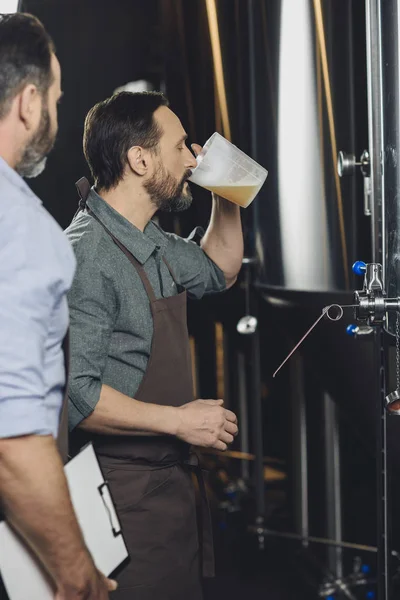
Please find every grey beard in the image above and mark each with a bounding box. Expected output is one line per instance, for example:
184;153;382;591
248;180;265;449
158;187;193;213
145;164;193;213
15;99;53;179
17;155;47;179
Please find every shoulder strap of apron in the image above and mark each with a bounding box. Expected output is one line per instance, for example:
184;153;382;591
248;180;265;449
76;177;91;209
162;257;179;284
104;226;157;303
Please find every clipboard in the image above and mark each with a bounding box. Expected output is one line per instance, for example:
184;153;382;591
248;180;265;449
0;443;129;599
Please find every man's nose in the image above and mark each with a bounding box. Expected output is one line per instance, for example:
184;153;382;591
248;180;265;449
185;147;198;169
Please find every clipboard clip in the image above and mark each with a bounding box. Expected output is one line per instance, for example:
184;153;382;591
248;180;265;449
98;482;122;538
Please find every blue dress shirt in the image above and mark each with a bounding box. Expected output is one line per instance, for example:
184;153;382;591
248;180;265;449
0;157;76;439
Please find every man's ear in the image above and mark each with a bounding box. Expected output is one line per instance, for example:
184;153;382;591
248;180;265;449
127;146;149;176
19;84;41;131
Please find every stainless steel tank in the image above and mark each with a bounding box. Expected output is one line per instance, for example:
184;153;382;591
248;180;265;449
250;0;366;293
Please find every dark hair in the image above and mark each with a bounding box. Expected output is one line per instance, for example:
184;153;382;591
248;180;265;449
0;13;55;119
83;91;169;191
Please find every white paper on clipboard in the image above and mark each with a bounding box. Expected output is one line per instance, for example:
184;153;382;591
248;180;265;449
0;443;128;600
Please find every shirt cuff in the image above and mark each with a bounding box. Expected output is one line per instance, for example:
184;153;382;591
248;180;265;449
68;379;102;431
0;397;55;438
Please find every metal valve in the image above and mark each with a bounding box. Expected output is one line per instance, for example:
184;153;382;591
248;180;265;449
237;257;258;335
337;150;370;178
352;261;400;326
352;260;400;414
346;324;374;338
273;261;399;384
353;261;386;325
337;151;371;216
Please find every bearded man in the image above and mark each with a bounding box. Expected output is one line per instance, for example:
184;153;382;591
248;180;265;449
0;13;115;600
66;91;242;600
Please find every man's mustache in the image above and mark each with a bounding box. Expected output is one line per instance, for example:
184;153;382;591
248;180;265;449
182;169;192;183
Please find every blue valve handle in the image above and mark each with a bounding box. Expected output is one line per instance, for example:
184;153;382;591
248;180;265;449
346;324;359;336
352;260;367;276
361;564;371;574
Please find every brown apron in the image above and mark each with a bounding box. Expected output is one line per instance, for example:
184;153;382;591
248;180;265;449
74;178;214;600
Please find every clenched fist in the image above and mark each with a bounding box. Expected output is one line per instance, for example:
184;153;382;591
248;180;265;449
176;399;238;451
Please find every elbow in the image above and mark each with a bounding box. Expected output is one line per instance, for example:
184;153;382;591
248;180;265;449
225;274;238;289
224;255;243;289
223;262;242;289
77;411;96;432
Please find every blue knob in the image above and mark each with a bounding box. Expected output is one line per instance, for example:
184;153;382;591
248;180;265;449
366;592;375;599
352;261;367;276
346;324;359;336
326;596;335;600
361;564;371;574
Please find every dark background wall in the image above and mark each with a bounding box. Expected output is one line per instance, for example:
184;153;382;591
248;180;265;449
19;0;255;244
21;0;162;228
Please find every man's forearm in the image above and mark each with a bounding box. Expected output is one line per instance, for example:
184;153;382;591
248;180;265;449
0;435;94;591
78;385;238;451
200;194;244;287
78;384;179;436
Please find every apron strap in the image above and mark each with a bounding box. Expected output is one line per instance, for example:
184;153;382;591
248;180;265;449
110;236;157;303
186;453;215;578
75;177;91;209
86;207;157;303
162;257;180;286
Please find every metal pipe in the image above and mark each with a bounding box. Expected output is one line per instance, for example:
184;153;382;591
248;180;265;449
205;0;232;140
291;353;309;547
313;0;349;288
324;393;343;579
379;0;400;335
375;329;391;599
365;0;384;267
237;351;250;481
247;0;265;545
250;327;265;546
367;0;400;335
247;526;399;557
365;2;395;597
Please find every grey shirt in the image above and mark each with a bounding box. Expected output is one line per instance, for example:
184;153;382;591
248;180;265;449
65;189;226;431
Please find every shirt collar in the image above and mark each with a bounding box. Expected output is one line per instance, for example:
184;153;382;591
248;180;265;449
0;156;42;205
86;188;168;265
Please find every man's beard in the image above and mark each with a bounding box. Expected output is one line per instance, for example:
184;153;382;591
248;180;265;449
16;101;56;179
144;163;193;213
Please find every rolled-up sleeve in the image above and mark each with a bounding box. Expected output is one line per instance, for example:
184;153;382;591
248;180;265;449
0;214;53;438
67;243;117;430
164;228;226;299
